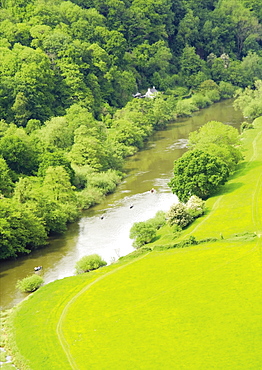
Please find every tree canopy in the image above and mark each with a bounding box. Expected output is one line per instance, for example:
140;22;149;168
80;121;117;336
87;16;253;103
1;0;260;259
168;149;229;202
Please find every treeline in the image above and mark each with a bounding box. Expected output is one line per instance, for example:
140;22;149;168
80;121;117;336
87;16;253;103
0;0;262;124
1;0;262;260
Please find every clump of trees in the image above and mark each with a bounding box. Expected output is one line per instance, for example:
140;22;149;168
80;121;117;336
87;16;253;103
1;0;262;260
16;274;44;293
234;80;262;120
166;196;205;228
169;121;243;202
75;254;107;274
188;120;243;172
168;149;229;202
129;211;166;248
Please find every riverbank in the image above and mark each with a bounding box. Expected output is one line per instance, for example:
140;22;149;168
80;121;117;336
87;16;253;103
3;117;262;369
0;99;243;312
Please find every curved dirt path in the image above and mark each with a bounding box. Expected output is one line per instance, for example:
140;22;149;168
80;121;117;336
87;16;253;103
56;253;150;369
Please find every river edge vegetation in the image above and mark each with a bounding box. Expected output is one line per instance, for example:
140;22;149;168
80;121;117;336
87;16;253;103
1;0;262;260
2;115;262;369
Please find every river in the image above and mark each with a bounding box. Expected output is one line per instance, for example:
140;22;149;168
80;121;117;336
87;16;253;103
0;99;243;311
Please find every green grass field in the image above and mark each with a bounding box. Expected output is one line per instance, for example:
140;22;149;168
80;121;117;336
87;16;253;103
5;117;262;370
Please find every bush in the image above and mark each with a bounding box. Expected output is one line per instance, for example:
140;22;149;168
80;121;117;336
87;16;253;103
130;221;157;248
168;149;230;202
147;211;166;230
75;254;107;274
219;81;236;98
76;187;104;209
166;203;193;228
205;89;221;102
175;99;198;117
192;93;211;109
240;121;253;132
186;195;205;218
16;275;44;293
87;170;122;194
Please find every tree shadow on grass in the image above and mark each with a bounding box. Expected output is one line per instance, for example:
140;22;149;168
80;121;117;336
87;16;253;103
233;160;262;177
150;235;161;244
215;160;262;196
217;181;244;196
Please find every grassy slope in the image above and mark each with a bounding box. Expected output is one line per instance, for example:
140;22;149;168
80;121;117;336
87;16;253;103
6;118;262;370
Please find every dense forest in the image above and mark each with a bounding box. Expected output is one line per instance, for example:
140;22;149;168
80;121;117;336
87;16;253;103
1;0;262;260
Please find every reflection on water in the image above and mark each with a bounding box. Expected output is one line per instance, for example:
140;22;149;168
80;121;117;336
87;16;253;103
0;99;244;310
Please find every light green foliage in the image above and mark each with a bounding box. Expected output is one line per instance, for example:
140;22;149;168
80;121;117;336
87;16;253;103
188;120;242;171
75;254;107;274
147;211;166;230
168;149;229;202
35;117;73;151
166;202;193;228
76;186;104;209
1;0;262;260
205;89;221;102
38;151;75;183
16;274;44;293
129;221;156;248
234;80;262;119
218;81;236;98
240;121;253;132
191;93;211;108
197;80;221;103
69;125;109;171
87;169;122;194
175;99;198;117
186;195;205;218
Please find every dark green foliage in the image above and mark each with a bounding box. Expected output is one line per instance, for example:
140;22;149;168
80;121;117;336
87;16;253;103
16;274;44;293
0;198;47;259
168;149;229;202
0;134;38;175
153;236;218;251
75;254;107;274
0;157;14;196
240;121;253;132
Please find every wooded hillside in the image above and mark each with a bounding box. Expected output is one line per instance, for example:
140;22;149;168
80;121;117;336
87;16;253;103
0;0;262;259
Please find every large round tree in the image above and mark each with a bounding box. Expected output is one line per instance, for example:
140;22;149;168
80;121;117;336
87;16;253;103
168;149;229;202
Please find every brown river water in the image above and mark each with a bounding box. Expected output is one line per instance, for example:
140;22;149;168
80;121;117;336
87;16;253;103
0;100;243;311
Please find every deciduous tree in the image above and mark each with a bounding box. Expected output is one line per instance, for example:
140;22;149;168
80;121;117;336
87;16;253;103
168;149;229;202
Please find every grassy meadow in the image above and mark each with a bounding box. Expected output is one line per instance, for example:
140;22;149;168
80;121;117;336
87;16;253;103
4;117;262;369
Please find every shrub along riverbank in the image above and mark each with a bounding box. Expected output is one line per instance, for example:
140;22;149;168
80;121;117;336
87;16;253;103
3;116;262;369
0;83;239;261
